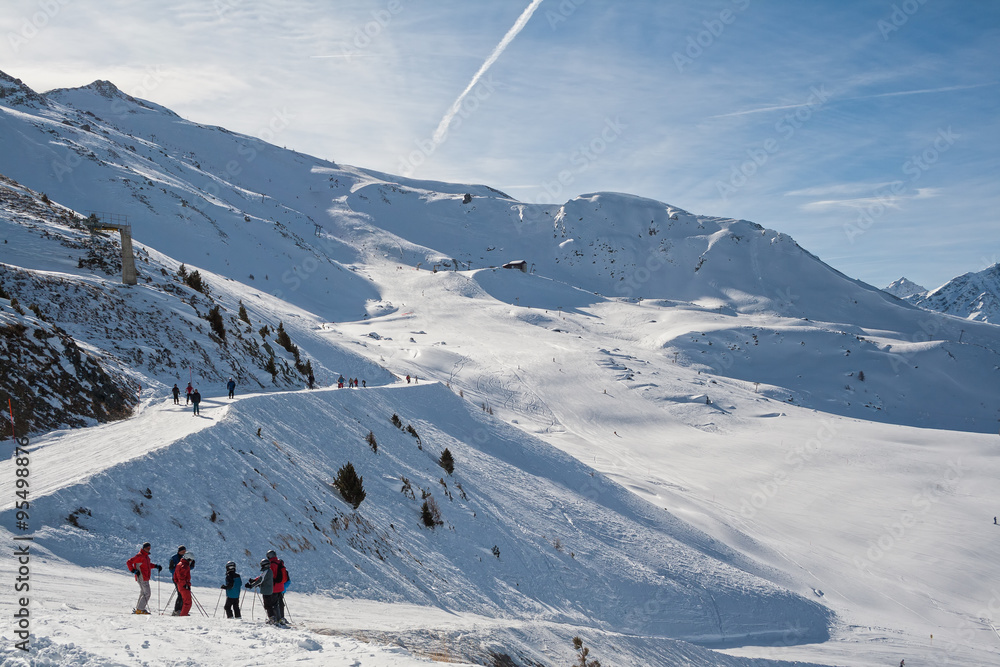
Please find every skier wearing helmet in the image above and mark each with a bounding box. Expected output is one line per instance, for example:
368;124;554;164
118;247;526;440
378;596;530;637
219;560;242;618
174;552;195;616
267;549;289;625
244;558;277;623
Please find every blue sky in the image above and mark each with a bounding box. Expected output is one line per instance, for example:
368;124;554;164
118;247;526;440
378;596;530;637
3;0;998;289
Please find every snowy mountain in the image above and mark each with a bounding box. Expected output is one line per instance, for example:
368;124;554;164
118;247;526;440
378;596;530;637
2;73;1000;666
883;276;926;300
908;263;1000;324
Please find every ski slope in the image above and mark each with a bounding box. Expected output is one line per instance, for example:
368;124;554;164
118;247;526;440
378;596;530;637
0;72;999;666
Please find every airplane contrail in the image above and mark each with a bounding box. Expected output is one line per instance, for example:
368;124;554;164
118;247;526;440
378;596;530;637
430;0;544;146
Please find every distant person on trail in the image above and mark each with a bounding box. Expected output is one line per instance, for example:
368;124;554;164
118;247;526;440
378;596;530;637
185;382;193;404
406;374;410;384
220;561;242;619
307;373;315;389
174;552;195;616
168;545;193;615
267;549;289;624
245;558;278;624
171;384;180;405
192;388;202;415
361;379;366;388
227;377;236;399
337;375;345;389
126;541;162;615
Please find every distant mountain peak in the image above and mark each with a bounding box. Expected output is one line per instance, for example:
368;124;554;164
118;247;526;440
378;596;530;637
910;263;1000;324
883;277;927;299
44;77;175;116
81;79;126;99
0;70;47;107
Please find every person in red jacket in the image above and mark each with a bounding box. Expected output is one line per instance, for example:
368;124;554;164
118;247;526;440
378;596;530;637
125;542;162;615
266;550;289;624
173;552;195;616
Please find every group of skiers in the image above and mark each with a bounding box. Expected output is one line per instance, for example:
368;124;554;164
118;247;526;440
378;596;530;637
168;372;376;413
171;382;203;414
171;377;240;415
337;375;365;388
126;543;291;625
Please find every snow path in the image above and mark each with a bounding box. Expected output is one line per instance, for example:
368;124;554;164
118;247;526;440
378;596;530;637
1;394;236;501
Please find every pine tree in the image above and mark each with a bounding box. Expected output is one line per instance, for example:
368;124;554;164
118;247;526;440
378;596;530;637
238;300;250;324
420;498;442;528
276;321;293;351
333;462;366;509
264;354;278;378
207;305;226;340
177;263;188;280
439;448;455;475
185;269;207;295
366;430;378;454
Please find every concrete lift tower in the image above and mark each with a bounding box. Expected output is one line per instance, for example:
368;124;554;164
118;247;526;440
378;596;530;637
84;212;137;285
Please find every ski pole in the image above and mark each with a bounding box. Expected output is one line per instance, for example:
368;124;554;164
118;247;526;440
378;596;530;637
191;591;209;617
214;589;223;617
157;572;160;613
162;589;175;615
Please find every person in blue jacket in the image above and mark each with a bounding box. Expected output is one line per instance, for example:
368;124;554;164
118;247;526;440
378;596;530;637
220;560;242;618
227;377;236;399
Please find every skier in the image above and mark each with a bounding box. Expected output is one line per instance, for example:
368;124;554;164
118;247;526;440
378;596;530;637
171;384;181;405
192;388;202;416
125;541;162;615
244;558;278;623
307;372;315;389
361;379;366;388
406;374;410;384
174;552;195;616
185;382;193;404
337;375;345;389
267;549;289;624
220;561;242;619
227;377;236;399
168;545;193;615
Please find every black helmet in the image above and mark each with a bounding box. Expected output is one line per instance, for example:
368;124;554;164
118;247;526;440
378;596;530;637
225;561;236;571
177;545;186;553
259;559;269;569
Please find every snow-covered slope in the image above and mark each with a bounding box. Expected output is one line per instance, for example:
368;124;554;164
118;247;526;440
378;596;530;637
2;72;997;434
0;175;392;433
0;383;834;665
2;72;1000;666
910;263;1000;324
